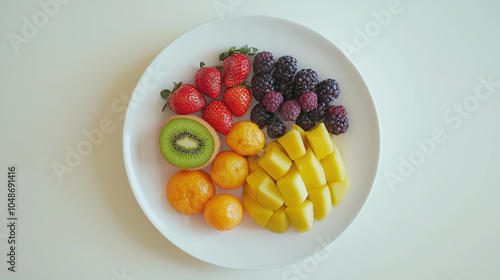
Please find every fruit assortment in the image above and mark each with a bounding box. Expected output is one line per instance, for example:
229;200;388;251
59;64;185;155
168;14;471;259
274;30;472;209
158;45;350;232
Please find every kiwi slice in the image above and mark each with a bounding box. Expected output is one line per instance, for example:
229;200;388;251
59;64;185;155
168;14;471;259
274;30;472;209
159;115;220;170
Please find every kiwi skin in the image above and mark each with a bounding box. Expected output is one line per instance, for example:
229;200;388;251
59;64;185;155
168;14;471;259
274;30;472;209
159;115;220;171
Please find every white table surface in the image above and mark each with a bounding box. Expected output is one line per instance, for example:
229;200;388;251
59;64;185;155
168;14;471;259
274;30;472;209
1;0;499;279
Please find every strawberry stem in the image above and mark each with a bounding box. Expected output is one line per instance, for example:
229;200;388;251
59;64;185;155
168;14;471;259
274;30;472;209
219;45;259;60
160;82;183;112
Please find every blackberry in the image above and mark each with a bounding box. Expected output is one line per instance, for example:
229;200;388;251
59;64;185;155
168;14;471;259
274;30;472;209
272;55;298;84
250;103;273;129
328;105;348;117
262;91;283;113
279;100;300;122
253;51;274;75
275;82;297;101
316;79;341;104
325;113;349;135
293;69;319;93
310;101;328;122
267;117;286;139
295;111;315;131
298;91;318;112
251;73;274;101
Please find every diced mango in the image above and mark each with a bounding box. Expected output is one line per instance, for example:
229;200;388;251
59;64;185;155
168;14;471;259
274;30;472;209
320;139;347;182
285;199;314;233
276;166;308;207
257;179;284;210
242;194;273;227
328;177;350;206
243;182;257;200
308;184;333;221
258;146;292;181
277;129;306;160
294;149;326;189
306;123;334;160
292;124;309;149
265;205;291;233
246;155;261;173
264;141;287;156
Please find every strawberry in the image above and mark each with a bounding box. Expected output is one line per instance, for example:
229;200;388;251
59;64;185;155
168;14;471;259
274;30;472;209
202;100;233;135
160;82;206;114
223;85;252;117
194;62;222;99
219;45;258;88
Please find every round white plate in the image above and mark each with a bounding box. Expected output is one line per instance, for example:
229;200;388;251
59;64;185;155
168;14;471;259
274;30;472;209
123;15;380;270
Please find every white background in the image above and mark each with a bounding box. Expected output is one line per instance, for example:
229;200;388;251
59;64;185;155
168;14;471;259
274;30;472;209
1;0;499;279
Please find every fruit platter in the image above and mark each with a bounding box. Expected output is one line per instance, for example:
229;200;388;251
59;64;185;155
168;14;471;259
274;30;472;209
123;15;380;270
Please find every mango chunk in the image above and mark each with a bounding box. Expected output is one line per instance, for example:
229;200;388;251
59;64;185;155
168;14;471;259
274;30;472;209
243;182;257;200
276;165;308;207
257;179;284;210
242;194;273;227
306;123;334;160
320;139;347;182
265;205;291;233
292;124;309;149
328;177;350;206
264;141;287;156
285;200;314;233
308;184;333;221
258;146;292;181
294;149;326;189
246;155;261;173
277;129;306;160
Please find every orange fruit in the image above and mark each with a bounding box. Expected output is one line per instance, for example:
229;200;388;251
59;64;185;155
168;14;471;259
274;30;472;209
225;121;265;156
166;170;215;215
210;151;249;190
204;194;243;231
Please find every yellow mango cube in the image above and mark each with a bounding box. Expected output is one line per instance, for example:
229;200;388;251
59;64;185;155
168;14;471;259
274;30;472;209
276;166;308;207
285;199;314;233
320;139;347;182
258;146;292;181
265;205;291;233
242;194;273;227
277;129;306;160
308;184;333;221
246;155;261;173
306;123;334;160
257;179;284;210
294;149;326;189
328;177;350;206
243;182;257;200
292;124;309;149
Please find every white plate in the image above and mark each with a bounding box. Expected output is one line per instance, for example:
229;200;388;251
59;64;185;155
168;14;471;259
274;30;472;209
123;15;380;270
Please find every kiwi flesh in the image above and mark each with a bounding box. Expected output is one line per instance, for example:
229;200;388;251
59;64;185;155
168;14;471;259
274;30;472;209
159;115;220;170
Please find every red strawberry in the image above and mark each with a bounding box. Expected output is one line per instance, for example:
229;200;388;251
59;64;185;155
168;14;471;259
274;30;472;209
161;83;206;114
194;62;222;99
219;45;258;88
202;100;233;135
223;86;252;117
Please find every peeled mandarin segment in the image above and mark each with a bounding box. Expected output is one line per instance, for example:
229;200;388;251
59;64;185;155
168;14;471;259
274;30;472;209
320;139;347;182
257;178;284;210
328;177;350;206
305;123;334;160
276;166;308;207
285;199;314;233
242;194;273;227
243;182;257;200
277;129;306;160
258;146;292;181
292;124;309;149
265;205;291;233
294;149;326;189
246;155;261;173
308;184;333;221
264;141;287;156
